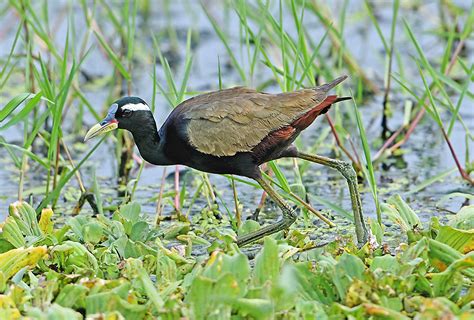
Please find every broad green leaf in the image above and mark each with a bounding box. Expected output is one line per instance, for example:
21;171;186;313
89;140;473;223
0;246;47;280
204;251;250;293
238;219;260;236
253;237;280;286
85;291;147;319
2;217;26;248
436;225;474;254
156;249;178;286
120;202;141;223
428;239;474;278
449;205;474;230
26;303;83;320
8;201;42;237
431;252;474;296
332;253;365;300
234;298;273;319
83;221;104;244
370;255;400;274
129;221;150;242
38;208;54;235
55;284;89;308
186;276;214;319
383;194;421;231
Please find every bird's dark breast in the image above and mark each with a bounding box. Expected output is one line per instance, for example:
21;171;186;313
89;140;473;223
161;120;260;178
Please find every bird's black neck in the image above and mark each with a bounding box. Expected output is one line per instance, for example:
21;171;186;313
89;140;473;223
129;113;173;166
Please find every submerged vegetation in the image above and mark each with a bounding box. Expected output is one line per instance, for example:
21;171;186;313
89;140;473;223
0;0;473;318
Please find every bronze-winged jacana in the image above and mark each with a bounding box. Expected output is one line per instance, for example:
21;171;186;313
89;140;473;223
84;75;368;247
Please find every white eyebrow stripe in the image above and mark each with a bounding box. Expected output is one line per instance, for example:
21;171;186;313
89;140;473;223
122;103;150;111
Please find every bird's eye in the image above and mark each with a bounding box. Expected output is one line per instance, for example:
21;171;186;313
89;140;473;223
122;109;132;117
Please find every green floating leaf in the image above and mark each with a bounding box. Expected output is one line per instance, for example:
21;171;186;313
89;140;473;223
125;258;164;313
0;246;47;281
162;222;190;240
186;276;215;319
156;249;179;286
83;221;104;244
52;241;99;272
428;239;474;278
233;298;273;319
370;255;400;274
38;208;54;235
85;284;147;319
253;237;280;286
67;216;88;241
185;250;252;318
129;221;150;242
120;202;141;223
26;303;83;320
332;253;366;300
436;225;474;254
2;217;26;248
382;194;421;232
449;205;474;230
186;273;242;319
55;284;89;308
238;219;261;236
203;251;250;292
8;201;43;238
431;252;474;297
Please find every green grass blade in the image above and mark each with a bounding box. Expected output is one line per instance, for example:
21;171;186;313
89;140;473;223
407;167;457;194
202;4;246;82
351;92;381;222
267;161;291;193
0;92;43;130
0;141;48;169
0;93;33;122
37;136;107;212
93;30;131;80
308;195;353;221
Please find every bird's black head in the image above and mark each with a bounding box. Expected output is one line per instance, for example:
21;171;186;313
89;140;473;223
84;96;153;141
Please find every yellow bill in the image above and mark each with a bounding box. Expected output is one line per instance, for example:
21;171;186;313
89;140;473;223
84;121;118;142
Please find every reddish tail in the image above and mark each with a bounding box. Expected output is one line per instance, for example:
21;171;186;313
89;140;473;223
292;95;338;130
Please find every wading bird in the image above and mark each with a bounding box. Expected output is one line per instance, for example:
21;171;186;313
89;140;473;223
84;75;368;246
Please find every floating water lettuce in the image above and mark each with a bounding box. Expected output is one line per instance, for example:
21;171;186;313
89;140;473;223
0;201;472;318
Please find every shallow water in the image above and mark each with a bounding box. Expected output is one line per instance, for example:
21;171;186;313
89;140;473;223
0;1;472;240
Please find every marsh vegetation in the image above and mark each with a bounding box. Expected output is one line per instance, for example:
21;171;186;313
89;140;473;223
0;0;472;318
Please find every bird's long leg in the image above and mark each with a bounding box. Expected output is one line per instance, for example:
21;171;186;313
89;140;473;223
296;152;368;246
236;174;297;247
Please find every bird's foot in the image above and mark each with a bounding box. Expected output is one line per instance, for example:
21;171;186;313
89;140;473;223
248;208;261;222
